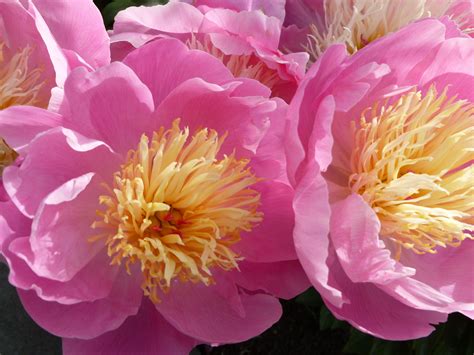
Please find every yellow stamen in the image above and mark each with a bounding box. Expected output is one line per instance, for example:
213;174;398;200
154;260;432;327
306;0;465;63
92;119;262;302
0;42;45;109
349;85;474;255
0;138;18;174
187;36;281;90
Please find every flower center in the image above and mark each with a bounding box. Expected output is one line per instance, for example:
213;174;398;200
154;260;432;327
349;86;473;257
187;36;281;90
0;138;18;174
0;42;45;109
92;119;262;302
306;0;455;62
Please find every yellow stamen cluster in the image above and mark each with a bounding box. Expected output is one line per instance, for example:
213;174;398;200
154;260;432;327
0;43;45;109
306;0;459;63
92;120;262;302
187;36;280;90
349;86;473;256
0;138;18;174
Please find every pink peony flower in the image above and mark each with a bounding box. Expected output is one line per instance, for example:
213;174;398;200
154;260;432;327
286;18;473;340
0;0;109;111
282;0;474;64
109;1;308;102
0;38;309;353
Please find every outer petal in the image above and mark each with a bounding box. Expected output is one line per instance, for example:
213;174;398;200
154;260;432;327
4;127;120;218
31;0;110;68
292;160;345;307
64;63;155;155
18;268;143;339
157;276;282;343
326;257;448;340
63;300;198;355
0;106;61;152
229;260;310;300
5;236;119;304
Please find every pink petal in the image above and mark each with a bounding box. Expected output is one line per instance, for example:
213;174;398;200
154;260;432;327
18;268;142;339
123;38;233;108
63;299;198;355
235;180;297;262
64;63;155;155
0;106;61;152
292;160;345;307
157;276;282;343
331;194;415;284
28;173;106;282
31;0;110;68
4;127;119;218
326;257;448;340
5;235;118;305
153;77;275;156
230;260;310;299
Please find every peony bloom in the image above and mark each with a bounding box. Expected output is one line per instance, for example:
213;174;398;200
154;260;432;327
0;38;309;353
109;1;308;102
282;0;474;64
286;18;473;340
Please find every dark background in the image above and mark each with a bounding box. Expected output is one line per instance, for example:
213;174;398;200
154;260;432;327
1;1;473;354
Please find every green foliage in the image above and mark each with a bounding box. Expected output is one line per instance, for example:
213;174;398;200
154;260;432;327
296;287;474;355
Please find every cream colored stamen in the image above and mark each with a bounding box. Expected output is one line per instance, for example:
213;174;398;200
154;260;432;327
349;86;473;256
305;0;466;63
92;119;262;302
0;43;45;109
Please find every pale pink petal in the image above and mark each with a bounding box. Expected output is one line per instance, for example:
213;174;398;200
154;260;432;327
31;0;110;68
331;194;415;284
0;106;62;152
63;300;198;355
192;0;286;22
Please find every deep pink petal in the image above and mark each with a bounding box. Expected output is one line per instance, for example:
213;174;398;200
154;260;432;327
157;276;282;343
63;299;198;355
230;260;310;299
18;268;143;339
236;180;297;262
